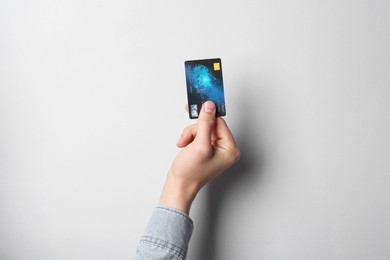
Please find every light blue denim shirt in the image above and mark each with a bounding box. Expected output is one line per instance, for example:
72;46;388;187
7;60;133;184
134;206;194;260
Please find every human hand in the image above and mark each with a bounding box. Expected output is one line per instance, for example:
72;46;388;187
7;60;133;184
159;101;240;214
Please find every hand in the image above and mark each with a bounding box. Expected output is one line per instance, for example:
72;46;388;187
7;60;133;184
159;101;240;214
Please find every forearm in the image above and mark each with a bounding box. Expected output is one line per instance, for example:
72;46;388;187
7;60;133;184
159;170;201;215
134;173;199;260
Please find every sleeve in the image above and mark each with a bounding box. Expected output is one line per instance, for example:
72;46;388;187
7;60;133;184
134;206;194;260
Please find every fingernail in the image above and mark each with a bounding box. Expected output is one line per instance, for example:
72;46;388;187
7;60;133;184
204;101;216;114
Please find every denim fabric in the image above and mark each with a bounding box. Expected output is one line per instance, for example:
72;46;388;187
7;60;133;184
134;206;194;260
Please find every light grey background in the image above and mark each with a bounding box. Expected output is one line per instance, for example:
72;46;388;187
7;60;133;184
0;1;389;259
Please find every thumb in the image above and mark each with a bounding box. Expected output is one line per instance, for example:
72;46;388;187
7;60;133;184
196;101;216;145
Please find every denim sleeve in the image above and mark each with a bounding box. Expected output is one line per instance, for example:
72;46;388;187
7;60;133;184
134;206;194;260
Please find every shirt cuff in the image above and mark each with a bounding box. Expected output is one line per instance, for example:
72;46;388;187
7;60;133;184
139;206;194;259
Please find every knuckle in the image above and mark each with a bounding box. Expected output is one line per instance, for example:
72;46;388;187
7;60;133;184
183;124;196;135
183;126;191;134
194;144;213;159
233;146;241;162
228;145;241;164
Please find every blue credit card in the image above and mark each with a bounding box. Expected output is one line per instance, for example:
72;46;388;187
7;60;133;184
184;58;226;119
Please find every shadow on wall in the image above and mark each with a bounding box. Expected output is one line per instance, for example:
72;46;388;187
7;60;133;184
194;86;266;259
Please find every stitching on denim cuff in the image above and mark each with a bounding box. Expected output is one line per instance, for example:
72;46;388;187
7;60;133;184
140;235;186;260
156;206;194;226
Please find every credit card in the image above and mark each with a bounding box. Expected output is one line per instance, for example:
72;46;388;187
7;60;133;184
184;58;226;119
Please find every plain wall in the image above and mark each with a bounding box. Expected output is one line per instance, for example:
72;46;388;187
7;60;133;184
1;1;389;259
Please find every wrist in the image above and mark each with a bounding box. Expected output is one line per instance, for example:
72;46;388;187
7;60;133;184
159;171;200;215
